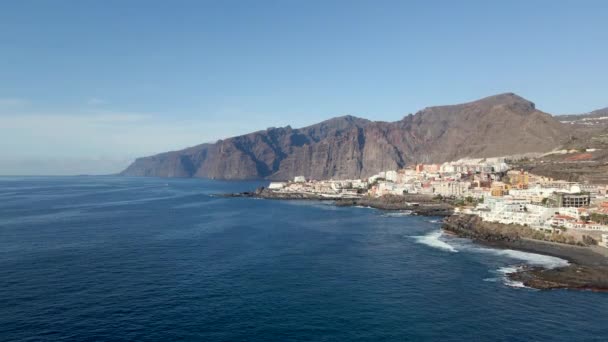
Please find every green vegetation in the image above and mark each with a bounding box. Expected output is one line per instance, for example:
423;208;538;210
453;196;481;207
590;212;608;225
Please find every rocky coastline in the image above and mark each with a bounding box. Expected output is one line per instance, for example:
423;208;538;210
443;214;608;291
221;188;454;216
333;196;453;216
219;187;341;201
223;187;608;290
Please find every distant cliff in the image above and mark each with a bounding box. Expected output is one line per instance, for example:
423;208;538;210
121;93;571;180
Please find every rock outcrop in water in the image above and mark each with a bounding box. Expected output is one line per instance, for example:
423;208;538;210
121;93;569;180
334;195;454;216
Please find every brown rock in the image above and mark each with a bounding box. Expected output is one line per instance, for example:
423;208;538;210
121;93;571;180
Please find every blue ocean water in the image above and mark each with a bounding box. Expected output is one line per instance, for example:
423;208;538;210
1;176;607;342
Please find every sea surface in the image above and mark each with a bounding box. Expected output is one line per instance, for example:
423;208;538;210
1;176;607;341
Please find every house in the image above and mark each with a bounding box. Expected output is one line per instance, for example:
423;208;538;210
268;182;286;190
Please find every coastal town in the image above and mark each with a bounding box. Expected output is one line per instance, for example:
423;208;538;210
263;156;608;249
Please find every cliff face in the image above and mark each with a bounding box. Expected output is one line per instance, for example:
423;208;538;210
121;93;570;180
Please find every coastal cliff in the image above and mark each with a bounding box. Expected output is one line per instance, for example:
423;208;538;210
121;93;568;180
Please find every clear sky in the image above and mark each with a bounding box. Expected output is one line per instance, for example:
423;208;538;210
1;0;607;175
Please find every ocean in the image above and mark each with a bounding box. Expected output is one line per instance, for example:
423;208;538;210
1;176;607;341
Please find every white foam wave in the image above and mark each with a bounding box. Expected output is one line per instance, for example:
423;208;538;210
496;265;523;275
412;231;568;289
383;211;413;217
478;248;569;269
455;242;567;289
412;230;458;253
503;278;527;288
495;266;532;289
444;236;570;270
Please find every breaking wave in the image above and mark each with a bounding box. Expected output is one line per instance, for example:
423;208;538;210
493;266;529;289
468;245;568;289
412;230;458;253
442;236;570;270
484;249;569;269
382;211;413;217
412;229;569;289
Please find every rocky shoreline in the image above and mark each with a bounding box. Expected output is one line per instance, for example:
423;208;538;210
443;214;608;291
218;187;347;201
333;196;453;216
220;188;454;216
223;188;608;291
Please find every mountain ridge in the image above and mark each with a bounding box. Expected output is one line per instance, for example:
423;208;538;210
120;93;579;180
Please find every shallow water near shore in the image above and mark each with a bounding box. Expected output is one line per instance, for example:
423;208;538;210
1;176;608;341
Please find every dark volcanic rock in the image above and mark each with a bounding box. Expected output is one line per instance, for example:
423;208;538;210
218;187;340;201
509;265;608;291
335;195;454;216
121;93;569;180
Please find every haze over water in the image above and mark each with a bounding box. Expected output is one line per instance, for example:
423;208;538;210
1;177;607;341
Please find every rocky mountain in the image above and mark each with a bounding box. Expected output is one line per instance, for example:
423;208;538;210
121;93;572;180
554;106;608;150
558;107;608;125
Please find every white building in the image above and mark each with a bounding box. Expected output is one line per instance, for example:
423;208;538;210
601;234;608;248
432;181;469;197
476;197;554;229
351;180;369;189
385;170;398;182
268;182;286;190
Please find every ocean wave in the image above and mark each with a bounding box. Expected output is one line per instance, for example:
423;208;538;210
444;236;570;270
503;278;527;288
412;230;569;289
494;266;531;289
455;242;567;289
496;265;522;275
412;230;458;253
460;244;568;289
382;211;413;217
490;249;569;269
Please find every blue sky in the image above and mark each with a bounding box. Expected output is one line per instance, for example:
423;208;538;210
1;0;607;174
